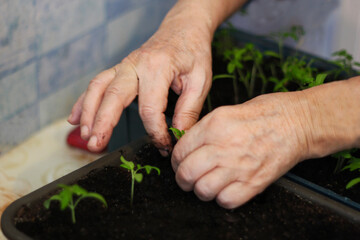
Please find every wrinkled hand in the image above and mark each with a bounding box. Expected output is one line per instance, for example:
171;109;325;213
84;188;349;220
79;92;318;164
67;4;213;153
171;92;312;209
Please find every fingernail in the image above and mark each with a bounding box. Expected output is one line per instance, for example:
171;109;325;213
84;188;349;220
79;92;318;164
67;113;73;122
81;125;89;139
159;148;169;157
88;135;98;148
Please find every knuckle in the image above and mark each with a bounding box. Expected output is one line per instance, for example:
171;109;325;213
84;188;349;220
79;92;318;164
171;149;182;166
141;50;171;70
105;85;122;98
207;107;227;128
176;164;194;186
139;105;156;122
88;76;104;90
173;110;199;124
216;194;237;209
80;104;92;119
194;181;214;201
94;113;114;129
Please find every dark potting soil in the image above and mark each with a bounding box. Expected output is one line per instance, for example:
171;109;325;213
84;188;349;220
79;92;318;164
291;156;360;202
14;144;360;240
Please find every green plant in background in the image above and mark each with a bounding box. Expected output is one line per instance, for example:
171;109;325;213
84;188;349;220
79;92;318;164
44;184;107;224
342;157;360;189
119;156;160;207
207;43;268;111
223;43;267;99
169;127;185;140
332;149;360;189
332;149;355;174
268;25;305;63
329;49;360;79
269;56;327;91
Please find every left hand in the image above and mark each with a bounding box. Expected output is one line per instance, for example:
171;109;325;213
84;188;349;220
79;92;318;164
171;92;312;209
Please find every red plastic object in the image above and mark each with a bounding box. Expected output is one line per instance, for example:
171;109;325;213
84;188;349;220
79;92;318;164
66;126;90;151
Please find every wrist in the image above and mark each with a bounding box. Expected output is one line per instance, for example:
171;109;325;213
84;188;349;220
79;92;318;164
165;0;247;35
295;77;360;160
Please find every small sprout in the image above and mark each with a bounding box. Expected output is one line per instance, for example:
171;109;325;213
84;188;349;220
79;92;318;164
345;177;360;189
332;149;360;189
169;127;185;140
119;156;160;207
44;184;107;224
330;49;360;78
340;152;360;189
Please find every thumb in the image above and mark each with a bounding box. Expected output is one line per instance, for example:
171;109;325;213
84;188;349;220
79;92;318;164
172;67;212;130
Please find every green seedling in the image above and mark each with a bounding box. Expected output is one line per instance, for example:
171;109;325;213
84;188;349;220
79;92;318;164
44;184;107;224
332;149;360;189
341;153;360;189
332;149;354;174
329;49;360;78
268;25;305;63
119;156;160;207
169;127;185;140
271;56;326;91
213;43;268;103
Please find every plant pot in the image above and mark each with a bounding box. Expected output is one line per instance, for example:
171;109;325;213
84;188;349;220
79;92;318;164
2;136;360;239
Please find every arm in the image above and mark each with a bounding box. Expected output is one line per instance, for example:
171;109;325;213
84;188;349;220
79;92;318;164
68;0;248;153
171;76;360;208
298;76;360;157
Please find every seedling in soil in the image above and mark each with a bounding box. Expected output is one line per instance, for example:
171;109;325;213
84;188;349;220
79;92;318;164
270;56;327;91
329;49;360;79
332;149;360;189
44;184;107;224
268;25;305;63
119;156;160;207
169;127;185;140
342;156;360;189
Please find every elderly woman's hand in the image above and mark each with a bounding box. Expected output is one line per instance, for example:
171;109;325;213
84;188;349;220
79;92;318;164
67;1;217;153
67;0;246;153
171;78;360;208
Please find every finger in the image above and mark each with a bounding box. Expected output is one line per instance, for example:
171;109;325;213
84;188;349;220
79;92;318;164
174;145;217;191
216;181;263;209
79;67;118;140
194;167;238;202
68;92;85;125
87;60;139;152
172;65;212;130
171;118;210;165
137;62;173;156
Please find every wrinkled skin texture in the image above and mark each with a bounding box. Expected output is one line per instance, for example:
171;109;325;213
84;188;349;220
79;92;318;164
171;92;310;209
68;3;214;154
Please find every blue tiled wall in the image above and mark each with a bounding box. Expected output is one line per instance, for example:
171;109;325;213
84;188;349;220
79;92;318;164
0;0;176;153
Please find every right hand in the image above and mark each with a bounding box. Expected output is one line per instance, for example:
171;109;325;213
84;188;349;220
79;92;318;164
67;1;214;154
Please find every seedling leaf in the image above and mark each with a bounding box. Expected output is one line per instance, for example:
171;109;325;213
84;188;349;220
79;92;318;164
169;127;185;140
227;62;236;74
71;184;88;196
44;195;62;209
59;188;72;210
144;165;161;175
120;164;131;170
121;156;134;169
84;192;108;207
314;73;327;86
264;51;280;59
346;177;360;189
134;173;143;183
